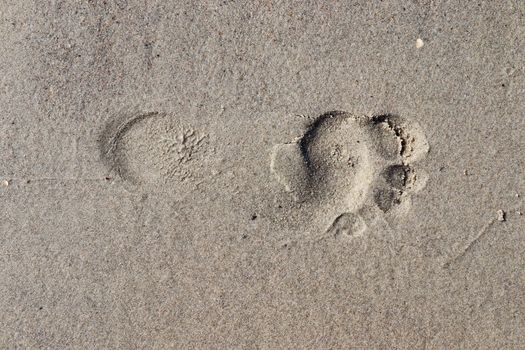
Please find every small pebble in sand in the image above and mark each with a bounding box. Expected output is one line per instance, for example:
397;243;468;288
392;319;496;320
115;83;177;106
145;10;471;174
416;38;424;48
516;211;522;216
1;179;9;187
497;209;506;222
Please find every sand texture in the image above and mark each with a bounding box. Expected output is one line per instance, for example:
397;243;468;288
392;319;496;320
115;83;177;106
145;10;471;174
1;1;525;349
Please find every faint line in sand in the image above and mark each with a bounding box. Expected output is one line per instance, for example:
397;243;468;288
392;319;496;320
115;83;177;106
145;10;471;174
443;207;521;269
442;218;497;269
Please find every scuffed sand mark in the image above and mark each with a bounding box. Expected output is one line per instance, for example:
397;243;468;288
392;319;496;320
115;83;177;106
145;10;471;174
153;125;208;182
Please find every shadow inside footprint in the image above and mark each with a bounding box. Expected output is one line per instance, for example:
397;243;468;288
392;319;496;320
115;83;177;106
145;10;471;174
272;112;373;209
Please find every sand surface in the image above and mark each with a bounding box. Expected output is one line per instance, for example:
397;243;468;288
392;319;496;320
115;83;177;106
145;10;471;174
1;1;525;349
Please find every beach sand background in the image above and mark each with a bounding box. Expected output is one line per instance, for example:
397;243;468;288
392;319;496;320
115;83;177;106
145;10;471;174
1;1;525;348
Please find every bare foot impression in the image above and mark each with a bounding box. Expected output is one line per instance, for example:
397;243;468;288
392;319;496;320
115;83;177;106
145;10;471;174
271;111;429;240
99;108;214;194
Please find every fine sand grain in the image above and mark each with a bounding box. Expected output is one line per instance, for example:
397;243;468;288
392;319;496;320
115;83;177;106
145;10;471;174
1;1;525;349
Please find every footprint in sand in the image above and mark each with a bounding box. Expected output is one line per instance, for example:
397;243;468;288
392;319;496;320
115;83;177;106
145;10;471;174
271;111;429;239
99;108;215;194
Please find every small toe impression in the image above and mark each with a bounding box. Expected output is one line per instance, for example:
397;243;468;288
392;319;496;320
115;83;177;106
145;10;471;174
371;114;429;163
327;212;367;238
382;164;409;190
373;187;402;213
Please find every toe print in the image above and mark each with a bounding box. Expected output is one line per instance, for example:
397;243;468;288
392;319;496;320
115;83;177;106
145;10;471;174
327;212;368;238
271;111;429;238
